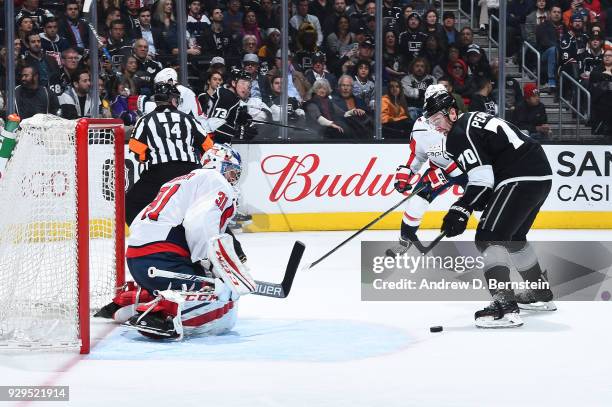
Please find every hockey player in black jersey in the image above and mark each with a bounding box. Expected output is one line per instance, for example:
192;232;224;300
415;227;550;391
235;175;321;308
197;68;255;144
423;88;556;328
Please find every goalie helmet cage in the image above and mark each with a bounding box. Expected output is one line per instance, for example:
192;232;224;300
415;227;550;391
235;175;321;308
0;115;125;354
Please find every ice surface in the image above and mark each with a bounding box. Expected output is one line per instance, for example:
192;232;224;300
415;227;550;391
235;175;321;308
0;230;611;407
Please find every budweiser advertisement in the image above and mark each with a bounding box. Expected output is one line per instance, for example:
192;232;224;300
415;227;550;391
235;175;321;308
124;144;612;230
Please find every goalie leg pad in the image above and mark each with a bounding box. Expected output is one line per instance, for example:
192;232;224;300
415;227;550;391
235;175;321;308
208;234;256;298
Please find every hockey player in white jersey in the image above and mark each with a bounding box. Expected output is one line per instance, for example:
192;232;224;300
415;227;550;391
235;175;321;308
139;68;210;131
97;144;255;339
390;85;467;253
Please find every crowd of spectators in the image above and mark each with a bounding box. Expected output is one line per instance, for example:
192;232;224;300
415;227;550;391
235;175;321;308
0;0;611;139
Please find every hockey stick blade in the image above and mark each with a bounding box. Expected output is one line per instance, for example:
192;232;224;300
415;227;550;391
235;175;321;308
254;241;305;298
411;232;446;255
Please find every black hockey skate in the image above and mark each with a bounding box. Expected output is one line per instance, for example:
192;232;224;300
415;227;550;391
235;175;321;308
516;289;557;311
124;312;180;340
475;292;523;328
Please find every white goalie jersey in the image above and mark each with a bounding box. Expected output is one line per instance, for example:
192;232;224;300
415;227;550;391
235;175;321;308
128;169;237;263
406;116;462;177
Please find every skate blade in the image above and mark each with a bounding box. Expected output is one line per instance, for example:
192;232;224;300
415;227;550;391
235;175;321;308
475;312;524;328
122;320;175;338
518;301;557;311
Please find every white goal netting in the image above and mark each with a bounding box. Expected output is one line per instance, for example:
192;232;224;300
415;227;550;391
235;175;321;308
0;115;121;351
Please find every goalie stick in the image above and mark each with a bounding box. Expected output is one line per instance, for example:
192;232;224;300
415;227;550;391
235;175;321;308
148;241;305;299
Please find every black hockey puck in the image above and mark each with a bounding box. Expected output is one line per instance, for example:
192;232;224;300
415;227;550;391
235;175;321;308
430;326;443;333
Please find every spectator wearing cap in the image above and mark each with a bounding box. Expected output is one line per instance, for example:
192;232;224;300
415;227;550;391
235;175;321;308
398;12;428;67
578;33;605;85
402;56;437;120
209;56;227;77
338;36;374;76
468;76;497;116
242;53;269;100
241;9;264;48
442;11;460;46
536;4;565;94
257;0;280;31
465;44;492;80
15;0;54;30
559;12;589;101
40;16;71;55
59;0;90;53
562;0;592;29
446;57;470;98
305;52;338;91
513;83;551;140
323;0;348;38
589;48;612;136
187;0;211;39
326;15;354;60
259;28;281;68
267;50;310;102
291;0;324;47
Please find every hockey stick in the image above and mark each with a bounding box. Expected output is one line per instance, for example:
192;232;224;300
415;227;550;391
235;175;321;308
249;119;314;133
386;232;447;257
148;241;305;299
303;185;427;271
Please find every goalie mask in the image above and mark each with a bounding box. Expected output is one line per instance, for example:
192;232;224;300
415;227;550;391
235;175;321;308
202;144;242;186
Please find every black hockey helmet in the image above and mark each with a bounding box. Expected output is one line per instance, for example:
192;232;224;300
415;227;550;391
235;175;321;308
152;82;180;103
423;89;457;119
230;67;252;82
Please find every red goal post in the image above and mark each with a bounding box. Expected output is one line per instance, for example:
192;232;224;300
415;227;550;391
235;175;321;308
0;116;125;354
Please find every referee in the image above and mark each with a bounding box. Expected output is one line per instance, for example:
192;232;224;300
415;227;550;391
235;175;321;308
126;82;213;225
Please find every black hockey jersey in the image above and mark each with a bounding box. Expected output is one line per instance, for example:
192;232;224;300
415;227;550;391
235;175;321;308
398;30;429;65
198;87;242;143
559;31;588;65
445;112;552;189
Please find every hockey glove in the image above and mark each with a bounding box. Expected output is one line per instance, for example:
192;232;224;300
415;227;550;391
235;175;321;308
421;167;448;191
441;204;471;237
236;106;252;127
394;165;414;193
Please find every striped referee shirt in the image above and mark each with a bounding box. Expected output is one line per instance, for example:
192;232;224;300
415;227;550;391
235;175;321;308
129;105;212;165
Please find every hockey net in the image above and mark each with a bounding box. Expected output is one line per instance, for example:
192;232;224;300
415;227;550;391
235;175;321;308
0;115;125;354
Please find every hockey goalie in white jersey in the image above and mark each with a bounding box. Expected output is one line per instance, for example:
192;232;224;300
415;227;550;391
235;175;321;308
390;85;467;253
96;144;256;340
